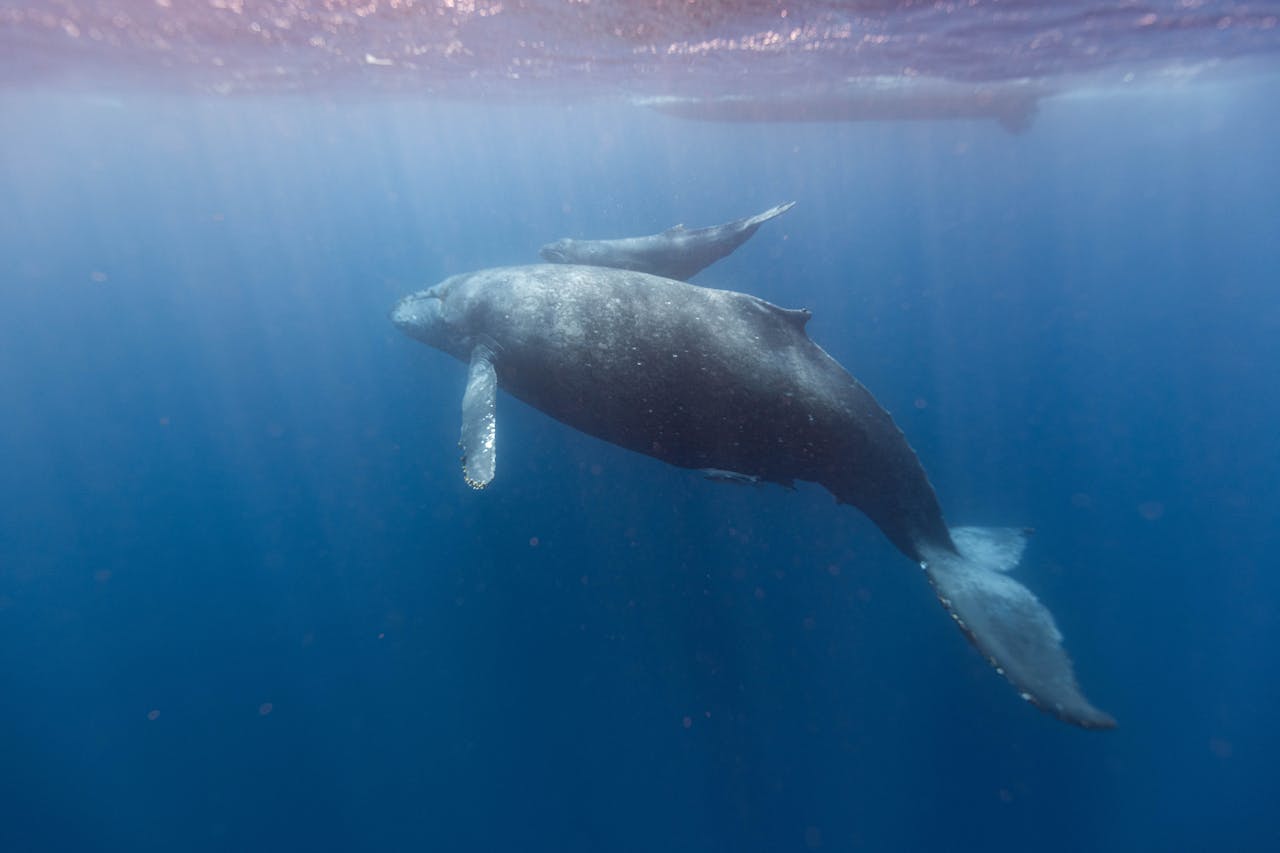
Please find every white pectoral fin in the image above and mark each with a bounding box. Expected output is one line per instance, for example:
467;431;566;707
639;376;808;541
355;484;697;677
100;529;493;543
459;344;498;489
921;527;1116;730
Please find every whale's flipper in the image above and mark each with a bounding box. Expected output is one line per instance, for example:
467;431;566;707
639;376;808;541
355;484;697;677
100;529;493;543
460;344;498;489
919;527;1116;730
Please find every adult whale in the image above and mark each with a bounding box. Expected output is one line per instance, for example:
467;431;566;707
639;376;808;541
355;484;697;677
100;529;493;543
539;201;795;281
392;264;1115;729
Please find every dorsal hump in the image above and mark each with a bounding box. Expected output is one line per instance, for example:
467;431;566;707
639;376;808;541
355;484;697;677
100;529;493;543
768;304;812;332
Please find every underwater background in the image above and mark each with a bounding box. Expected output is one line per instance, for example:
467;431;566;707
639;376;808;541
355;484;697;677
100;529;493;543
2;3;1279;851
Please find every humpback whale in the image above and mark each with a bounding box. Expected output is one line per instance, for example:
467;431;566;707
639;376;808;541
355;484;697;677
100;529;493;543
392;264;1115;729
539;201;795;281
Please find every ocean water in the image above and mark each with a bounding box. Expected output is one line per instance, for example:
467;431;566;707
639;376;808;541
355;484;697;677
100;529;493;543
3;4;1280;852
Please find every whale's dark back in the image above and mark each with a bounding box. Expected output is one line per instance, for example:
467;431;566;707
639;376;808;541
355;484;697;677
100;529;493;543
451;265;952;559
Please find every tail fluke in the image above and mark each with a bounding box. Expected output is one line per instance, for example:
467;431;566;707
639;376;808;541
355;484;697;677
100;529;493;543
919;527;1116;730
740;200;796;230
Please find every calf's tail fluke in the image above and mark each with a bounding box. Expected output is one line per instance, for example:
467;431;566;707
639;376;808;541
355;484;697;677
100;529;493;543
741;200;796;229
918;527;1116;730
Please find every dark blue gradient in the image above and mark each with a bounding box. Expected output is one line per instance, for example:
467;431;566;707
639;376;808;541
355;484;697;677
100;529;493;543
1;85;1277;851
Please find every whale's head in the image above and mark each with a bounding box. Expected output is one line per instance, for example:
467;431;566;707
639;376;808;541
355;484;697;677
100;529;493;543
539;239;574;264
392;274;479;361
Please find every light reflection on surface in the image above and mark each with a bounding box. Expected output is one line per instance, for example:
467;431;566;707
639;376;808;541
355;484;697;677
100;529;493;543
1;1;1277;97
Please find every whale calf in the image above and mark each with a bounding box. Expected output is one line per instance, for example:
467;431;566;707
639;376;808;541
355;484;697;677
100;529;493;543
392;264;1115;729
539;201;795;281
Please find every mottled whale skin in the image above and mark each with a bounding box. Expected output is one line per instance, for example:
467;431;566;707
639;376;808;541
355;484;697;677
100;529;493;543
539;201;794;281
392;264;1115;730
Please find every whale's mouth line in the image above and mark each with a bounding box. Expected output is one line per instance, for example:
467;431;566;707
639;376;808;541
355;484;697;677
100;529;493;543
391;289;444;331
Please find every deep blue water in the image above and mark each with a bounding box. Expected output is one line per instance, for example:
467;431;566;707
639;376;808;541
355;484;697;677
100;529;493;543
2;81;1279;851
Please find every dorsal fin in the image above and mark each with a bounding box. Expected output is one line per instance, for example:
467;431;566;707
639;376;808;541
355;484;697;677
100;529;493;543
661;224;686;235
770;304;812;332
